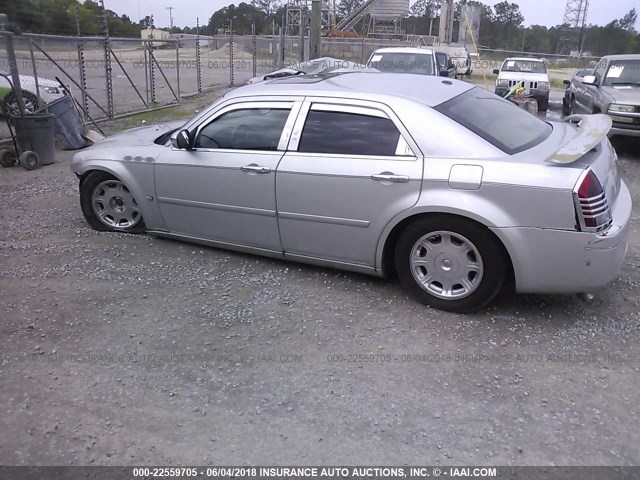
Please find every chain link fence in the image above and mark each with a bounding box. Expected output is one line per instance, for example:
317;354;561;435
2;18;594;144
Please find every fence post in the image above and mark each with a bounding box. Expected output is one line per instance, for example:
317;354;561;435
28;40;40;101
0;14;25;115
229;19;234;87
299;14;305;62
196;18;202;94
143;41;150;105
175;40;181;99
252;23;257;78
279;15;285;67
148;40;156;104
75;8;89;119
100;0;114;118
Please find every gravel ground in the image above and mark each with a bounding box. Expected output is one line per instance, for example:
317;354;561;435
0;104;639;467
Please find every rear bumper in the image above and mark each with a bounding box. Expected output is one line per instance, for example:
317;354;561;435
492;181;632;294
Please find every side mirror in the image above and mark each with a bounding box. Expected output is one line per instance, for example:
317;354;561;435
563;79;570;85
171;129;192;150
439;69;450;77
492;68;500;75
582;75;597;86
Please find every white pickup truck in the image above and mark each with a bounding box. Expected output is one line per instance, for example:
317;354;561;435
493;57;550;111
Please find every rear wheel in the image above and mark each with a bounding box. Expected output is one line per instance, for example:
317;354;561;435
570;96;578;115
394;217;507;313
80;171;145;233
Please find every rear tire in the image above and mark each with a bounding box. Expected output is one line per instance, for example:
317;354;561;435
80;171;146;234
570;97;578;115
394;216;507;313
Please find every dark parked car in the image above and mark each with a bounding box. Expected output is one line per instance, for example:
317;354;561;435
563;68;591;115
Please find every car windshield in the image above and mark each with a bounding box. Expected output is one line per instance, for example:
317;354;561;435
435;87;553;154
501;60;547;74
603;60;640;86
368;52;435;76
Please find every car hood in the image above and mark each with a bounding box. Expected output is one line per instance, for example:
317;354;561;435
0;74;59;89
94;121;184;147
498;71;548;82
601;85;640;105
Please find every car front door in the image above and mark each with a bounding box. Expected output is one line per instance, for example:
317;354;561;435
154;100;302;251
275;99;423;269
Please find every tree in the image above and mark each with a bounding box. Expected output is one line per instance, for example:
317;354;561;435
493;1;524;26
337;0;364;20
493;1;524;48
618;8;637;32
139;15;155;29
251;0;281;17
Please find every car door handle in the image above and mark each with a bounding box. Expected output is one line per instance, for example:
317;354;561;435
241;164;271;174
371;174;410;183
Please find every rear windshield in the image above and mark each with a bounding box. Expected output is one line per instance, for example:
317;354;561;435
368;52;435;76
435;87;552;154
501;60;547;74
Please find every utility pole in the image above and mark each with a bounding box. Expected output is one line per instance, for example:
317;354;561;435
309;0;321;59
166;7;174;30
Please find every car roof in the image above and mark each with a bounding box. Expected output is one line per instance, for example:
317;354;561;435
227;72;474;108
372;47;435;54
600;54;640;61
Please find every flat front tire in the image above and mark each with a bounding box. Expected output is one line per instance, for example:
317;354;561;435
394;217;507;313
80;171;145;233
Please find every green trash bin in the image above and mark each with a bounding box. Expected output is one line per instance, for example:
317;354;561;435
9;113;56;166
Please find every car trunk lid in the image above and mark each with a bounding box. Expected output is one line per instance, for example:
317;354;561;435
547;114;620;206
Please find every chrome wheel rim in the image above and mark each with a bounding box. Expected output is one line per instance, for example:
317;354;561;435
91;179;141;229
410;231;484;300
10;96;37;114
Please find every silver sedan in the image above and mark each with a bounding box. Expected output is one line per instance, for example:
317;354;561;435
71;73;632;312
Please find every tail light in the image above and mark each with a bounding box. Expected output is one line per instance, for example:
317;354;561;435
573;169;612;232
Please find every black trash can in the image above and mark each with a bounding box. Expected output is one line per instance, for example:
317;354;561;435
9;113;57;166
45;95;87;150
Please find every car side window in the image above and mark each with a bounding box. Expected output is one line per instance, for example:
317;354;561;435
194;108;291;151
298;109;407;157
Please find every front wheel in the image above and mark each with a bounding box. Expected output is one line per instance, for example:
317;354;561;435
394;217;507;313
80;171;146;233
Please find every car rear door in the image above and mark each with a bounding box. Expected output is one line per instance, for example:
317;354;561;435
275;98;423;269
154;99;302;251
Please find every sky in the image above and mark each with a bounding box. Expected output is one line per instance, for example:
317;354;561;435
103;0;639;30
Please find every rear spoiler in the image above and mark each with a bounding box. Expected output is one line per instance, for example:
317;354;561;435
545;114;612;164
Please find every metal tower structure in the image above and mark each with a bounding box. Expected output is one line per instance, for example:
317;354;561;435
286;0;334;36
557;0;590;56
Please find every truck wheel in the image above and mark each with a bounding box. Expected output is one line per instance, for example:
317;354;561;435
394;216;507;313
